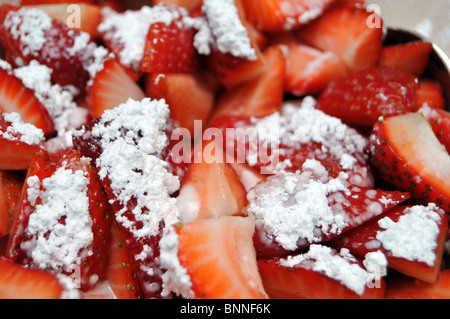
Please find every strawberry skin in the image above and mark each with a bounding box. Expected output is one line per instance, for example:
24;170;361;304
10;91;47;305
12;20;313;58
317;66;419;127
369;112;450;212
0;256;66;299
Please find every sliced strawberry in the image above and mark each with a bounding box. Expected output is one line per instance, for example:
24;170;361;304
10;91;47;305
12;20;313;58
0;256;66;299
6;148;112;291
87;57;146;119
296;2;383;73
21;0;95;4
0;170;24;234
176;139;248;223
0;181;9;239
152;0;203;13
246;168;410;258
0;112;45;170
161;216;268;299
385;269;450;299
241;0;337;33
317;66;419;127
209;45;285;123
378;40;432;77
419;105;450;153
25;3;102;37
145;72;217;138
414;79;445;111
140;15;200;74
258;245;386;299
106;222;144;299
0;66;54;137
331;204;449;284
273;33;349;96
369;112;450;212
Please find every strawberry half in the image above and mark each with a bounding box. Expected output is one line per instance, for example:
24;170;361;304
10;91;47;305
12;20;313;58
414;79;445;111
419;105;450;153
0;65;54;136
160;216;268;299
317;66;419;127
296;2;383;73
331;204;449;284
6;148;112;291
176;139;248;223
0;256;66;299
258;245;386;299
369;112;450;212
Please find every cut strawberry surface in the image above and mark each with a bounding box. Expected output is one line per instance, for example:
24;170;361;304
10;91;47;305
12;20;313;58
0;256;66;299
0;170;24;236
331;204;449;284
378;40;432;77
241;0;337;33
414;79;445;111
161;216;268;299
6;148;112;291
258;244;386;299
419;105;450;153
370;113;450;212
87;57;146;119
209;45;285;123
0;65;54;137
153;0;203;13
176;139;247;222
317;66;419;127
296;2;383;73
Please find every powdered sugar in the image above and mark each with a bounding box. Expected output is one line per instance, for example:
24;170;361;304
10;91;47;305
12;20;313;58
1;112;44;146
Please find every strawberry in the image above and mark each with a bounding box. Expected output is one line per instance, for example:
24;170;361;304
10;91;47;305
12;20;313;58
419;105;450;153
161;216;268;299
246;169;410;258
257;245;386;299
378;40;432;77
272;33;349;96
87;57;146;119
331;204;449;284
317;66;419;127
369;112;450;212
0;112;46;170
241;0;338;33
0;256;66;299
176;139;248;223
209;45;285;123
0;170;24;235
0;5;98;98
6;148;112;291
152;0;203;13
25;3;103;37
0;65;54;137
0;182;9;239
140;15;200;74
21;0;95;4
106;222;144;299
145;72;217;138
296;2;383;73
414;79;445;111
385;269;450;299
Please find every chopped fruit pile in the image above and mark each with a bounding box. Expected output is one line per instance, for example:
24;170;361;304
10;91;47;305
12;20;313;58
0;0;449;300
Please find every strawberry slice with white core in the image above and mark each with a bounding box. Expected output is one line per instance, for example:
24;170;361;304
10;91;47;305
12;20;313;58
370;112;450;212
159;216;268;299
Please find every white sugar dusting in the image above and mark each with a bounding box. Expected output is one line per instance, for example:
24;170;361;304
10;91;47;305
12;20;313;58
1;112;44;146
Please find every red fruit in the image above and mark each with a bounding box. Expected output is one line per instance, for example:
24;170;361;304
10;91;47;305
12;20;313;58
0;170;24;237
369;112;450;212
0;256;66;299
386;270;450;299
6;148;112;291
209;45;285;123
378;40;432;77
163;216;268;299
140;17;200;74
87;57;146;119
246;169;410;258
106;222;144;299
0;112;45;170
414;79;445;111
297;2;383;73
145;72;217;138
241;0;337;33
152;0;203;13
0;66;54;137
176;139;248;222
317;66;419;127
258;245;386;299
21;0;95;4
273;33;349;96
331;204;449;284
419;106;450;153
